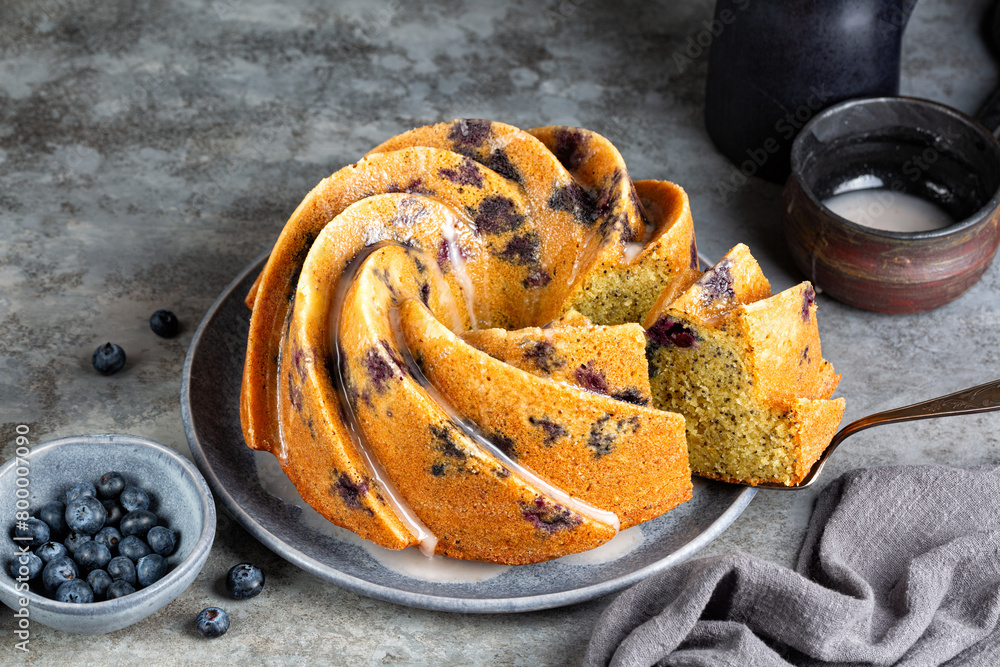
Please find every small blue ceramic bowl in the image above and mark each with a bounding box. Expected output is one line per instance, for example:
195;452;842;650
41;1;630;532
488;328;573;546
0;434;215;634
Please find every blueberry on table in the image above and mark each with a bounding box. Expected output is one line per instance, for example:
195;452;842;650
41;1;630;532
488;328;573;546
65;481;97;504
105;579;135;599
35;541;68;563
38;501;67;537
119;509;157;538
8;552;43;580
63;531;93;554
65;495;107;535
119;485;150;512
106;555;137;586
149;309;180;338
13;517;50;548
74;541;112;571
92;342;126;375
136;553;167;587
94;526;122;551
118;535;151;562
101;499;124;527
195;607;230;638
146;526;176;556
96;471;126;499
42;556;79;593
87;569;113;599
225;563;265;599
55;578;94;603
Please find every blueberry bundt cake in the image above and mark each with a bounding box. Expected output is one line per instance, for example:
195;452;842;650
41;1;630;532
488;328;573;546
240;119;842;564
241;120;696;564
643;245;845;485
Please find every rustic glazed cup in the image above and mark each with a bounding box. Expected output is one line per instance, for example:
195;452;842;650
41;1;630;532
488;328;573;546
783;96;1000;313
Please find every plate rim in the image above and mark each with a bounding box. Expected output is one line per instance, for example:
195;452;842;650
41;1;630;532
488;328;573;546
181;253;756;613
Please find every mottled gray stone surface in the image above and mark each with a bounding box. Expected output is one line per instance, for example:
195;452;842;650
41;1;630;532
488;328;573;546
1;0;998;664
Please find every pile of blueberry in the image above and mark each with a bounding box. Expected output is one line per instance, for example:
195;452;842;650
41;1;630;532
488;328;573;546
7;472;178;603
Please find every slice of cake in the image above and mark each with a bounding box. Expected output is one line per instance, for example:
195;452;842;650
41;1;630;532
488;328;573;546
643;244;845;485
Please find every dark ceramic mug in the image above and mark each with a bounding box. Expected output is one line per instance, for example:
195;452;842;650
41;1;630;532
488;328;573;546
705;0;917;183
782;97;1000;314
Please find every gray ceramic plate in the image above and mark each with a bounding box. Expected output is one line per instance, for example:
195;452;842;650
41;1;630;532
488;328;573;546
181;254;755;613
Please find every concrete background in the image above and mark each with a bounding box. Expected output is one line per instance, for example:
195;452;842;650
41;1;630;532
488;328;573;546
1;0;998;663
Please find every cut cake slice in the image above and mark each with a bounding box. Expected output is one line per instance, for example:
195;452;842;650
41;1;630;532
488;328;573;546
642;244;845;486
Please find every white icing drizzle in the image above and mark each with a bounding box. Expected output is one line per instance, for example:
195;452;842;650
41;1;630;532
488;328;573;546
362;545;510;583
330;244;438;557
272;307;293;464
622;242;645;263
564;253;584;293
621;193;656;264
556;525;644;565
389;308;621;533
440;214;481;329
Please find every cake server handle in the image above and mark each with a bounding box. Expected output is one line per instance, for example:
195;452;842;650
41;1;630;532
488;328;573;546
758;378;1000;489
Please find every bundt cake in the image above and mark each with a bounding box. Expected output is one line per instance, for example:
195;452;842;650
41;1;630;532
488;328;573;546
241;120;697;565
240;119;843;564
643;244;846;486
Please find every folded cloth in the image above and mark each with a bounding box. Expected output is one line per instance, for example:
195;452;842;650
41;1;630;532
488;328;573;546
584;465;1000;666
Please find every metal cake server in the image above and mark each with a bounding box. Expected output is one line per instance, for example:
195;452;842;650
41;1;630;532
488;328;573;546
721;378;1000;490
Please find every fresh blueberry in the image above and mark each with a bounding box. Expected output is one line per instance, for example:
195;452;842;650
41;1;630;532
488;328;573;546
118;535;151;562
149;309;180;338
13;517;50;548
101;499;124;527
119;485;150;512
65;495;107;535
92;342;126;375
195;607;230;638
96;471;126;499
74;541;112;571
42;556;79;592
65;481;98;504
136;553;167;587
35;541;69;563
225;563;265;599
8;552;43;580
146;526;176;556
94;526;122;552
105;579;135;599
63;531;93;554
38;501;67;537
119;510;157;538
55;578;94;603
87;569;113;599
106;556;137;586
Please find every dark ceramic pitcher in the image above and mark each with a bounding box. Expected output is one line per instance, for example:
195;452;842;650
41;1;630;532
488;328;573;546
705;0;918;183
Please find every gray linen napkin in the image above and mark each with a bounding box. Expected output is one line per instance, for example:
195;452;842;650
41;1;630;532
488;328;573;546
585;465;1000;666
